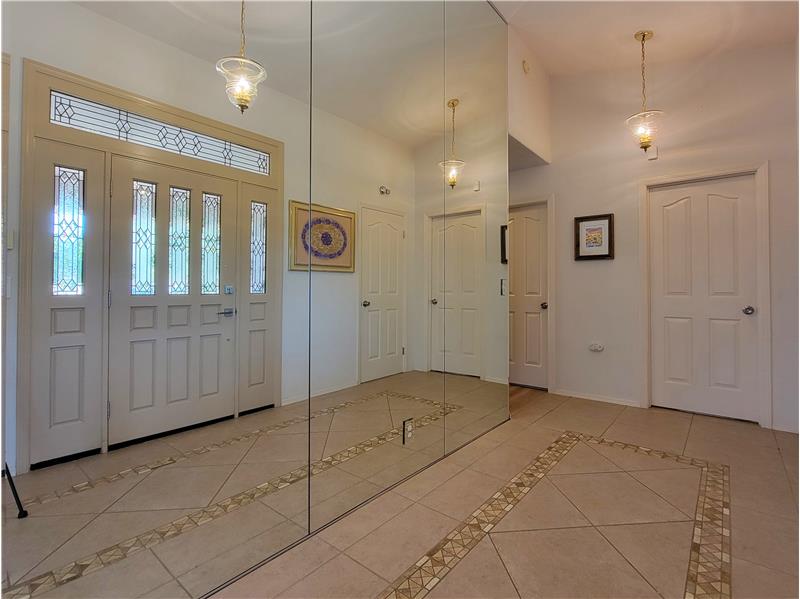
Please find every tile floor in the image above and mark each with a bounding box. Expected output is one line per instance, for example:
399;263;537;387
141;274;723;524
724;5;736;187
217;386;798;599
1;372;506;598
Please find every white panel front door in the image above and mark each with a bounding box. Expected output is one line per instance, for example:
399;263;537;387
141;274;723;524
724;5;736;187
108;156;237;444
508;204;548;388
30;139;105;463
359;207;405;382
430;212;482;376
650;174;761;421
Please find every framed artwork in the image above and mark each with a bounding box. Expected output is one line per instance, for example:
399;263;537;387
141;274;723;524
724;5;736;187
500;224;508;264
289;200;356;272
574;213;614;260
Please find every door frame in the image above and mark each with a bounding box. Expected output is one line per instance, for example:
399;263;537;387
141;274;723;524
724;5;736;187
509;194;556;391
16;60;284;472
638;164;772;426
423;203;487;379
357;202;408;383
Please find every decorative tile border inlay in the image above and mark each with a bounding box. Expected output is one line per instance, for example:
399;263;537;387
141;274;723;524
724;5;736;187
3;394;461;599
378;431;731;599
18;391;449;509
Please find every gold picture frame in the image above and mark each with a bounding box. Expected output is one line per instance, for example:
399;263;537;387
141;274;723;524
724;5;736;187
289;200;356;272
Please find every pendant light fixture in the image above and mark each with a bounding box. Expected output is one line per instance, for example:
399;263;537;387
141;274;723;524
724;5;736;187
439;98;465;189
216;0;267;114
625;31;663;152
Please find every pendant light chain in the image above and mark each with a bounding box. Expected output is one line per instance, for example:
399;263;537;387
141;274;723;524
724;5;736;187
450;102;456;158
239;0;246;58
640;35;647;112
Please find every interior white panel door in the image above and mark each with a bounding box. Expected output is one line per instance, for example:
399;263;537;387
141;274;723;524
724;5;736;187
650;174;760;421
508;204;548;388
359;207;405;382
30;139;105;463
108;156;237;444
430;212;482;376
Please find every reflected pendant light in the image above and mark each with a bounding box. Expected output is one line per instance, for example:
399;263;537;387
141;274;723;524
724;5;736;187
439;98;465;188
216;0;267;114
625;31;664;152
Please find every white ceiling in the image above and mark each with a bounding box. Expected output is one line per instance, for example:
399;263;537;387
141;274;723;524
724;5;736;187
496;1;798;76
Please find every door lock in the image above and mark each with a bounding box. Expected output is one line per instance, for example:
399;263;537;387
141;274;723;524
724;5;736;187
430;298;438;305
540;302;548;310
742;305;756;315
362;300;371;307
217;307;235;317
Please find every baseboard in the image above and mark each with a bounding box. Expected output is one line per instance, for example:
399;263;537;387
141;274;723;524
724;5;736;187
482;376;509;385
550;388;644;408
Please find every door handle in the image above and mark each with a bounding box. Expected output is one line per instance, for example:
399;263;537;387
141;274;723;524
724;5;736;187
742;305;756;315
431;298;438;305
540;302;548;310
362;300;371;307
217;308;235;317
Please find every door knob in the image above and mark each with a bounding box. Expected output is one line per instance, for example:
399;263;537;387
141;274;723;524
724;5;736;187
431;299;438;305
362;300;371;307
540;302;548;310
216;307;235;317
742;305;756;315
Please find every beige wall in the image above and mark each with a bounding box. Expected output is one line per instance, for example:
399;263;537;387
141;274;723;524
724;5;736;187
511;42;798;432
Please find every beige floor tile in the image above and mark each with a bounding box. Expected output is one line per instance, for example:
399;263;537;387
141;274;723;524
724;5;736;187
259;480;310;520
469;443;535;482
167;439;256;468
774;430;798;480
337;443;417;479
445;436;503;467
731;505;798;576
39;549;172;599
139;580;191;599
590;442;697;472
212;461;306;503
345;503;458;582
418;468;505;521
305;480;383;532
534;398;625;436
427;536;519;599
731;466;797;520
1;513;93;583
549;442;622;475
631;468;702;518
153;501;286;577
367;451;434;488
9;463;89;500
29;475;145;517
476;419;529;444
598;521;694;598
509;392;565;424
393;458;463;502
502;424;563;454
27;509;194;579
328;411;393;433
492;477;590;532
110;465;234;511
323;431;375;457
308;467;365;507
731;558;800;599
277;553;387;598
214;537;338;599
164;421;245;453
179;520;306;598
613;406;692;430
549;472;689;525
491;527;659;598
77;440;180;480
242;433;326;464
318;491;412;550
602;421;689;454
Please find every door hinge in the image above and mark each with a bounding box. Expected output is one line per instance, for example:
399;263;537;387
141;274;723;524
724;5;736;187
106;400;110;421
402;230;406;239
107;290;112;307
402;346;406;355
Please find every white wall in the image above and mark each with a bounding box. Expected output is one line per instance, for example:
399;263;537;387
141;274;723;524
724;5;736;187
511;42;798;432
1;1;415;467
508;26;551;164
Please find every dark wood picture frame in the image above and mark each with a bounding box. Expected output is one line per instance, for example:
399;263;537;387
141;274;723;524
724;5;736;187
500;224;508;264
574;213;614;260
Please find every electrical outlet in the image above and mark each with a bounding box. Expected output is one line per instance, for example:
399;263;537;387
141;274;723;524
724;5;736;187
402;418;414;444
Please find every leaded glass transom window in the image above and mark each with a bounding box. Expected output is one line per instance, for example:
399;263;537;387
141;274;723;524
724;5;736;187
201;193;221;295
169;187;190;295
132;181;156;295
250;202;267;294
50;91;270;176
52;166;85;295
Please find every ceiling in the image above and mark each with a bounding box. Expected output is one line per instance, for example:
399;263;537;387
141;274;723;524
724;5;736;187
495;1;798;76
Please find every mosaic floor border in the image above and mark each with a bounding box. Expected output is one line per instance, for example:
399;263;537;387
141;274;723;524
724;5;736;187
378;431;731;599
16;391;448;509
2;395;461;599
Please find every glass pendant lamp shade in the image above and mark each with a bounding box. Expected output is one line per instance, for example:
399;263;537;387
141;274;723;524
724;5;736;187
216;56;267;113
625;109;663;152
439;158;465;189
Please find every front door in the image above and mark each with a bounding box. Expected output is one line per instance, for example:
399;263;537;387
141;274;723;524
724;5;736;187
359;207;405;382
430;212;482;376
108;156;237;443
508;203;548;388
650;174;762;422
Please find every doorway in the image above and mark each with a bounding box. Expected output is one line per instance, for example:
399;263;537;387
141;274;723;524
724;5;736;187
647;169;771;424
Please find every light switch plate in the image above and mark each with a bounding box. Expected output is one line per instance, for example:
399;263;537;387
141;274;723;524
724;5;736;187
402;418;414;444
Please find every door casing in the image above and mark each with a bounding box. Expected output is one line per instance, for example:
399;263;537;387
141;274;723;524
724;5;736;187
639;165;772;426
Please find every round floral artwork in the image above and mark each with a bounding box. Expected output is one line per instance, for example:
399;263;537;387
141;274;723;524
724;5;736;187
301;217;348;259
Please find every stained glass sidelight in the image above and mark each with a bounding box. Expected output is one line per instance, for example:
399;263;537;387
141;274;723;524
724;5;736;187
201;193;221;294
168;187;191;295
52;166;85;295
250;202;267;294
132;181;157;295
50;91;270;176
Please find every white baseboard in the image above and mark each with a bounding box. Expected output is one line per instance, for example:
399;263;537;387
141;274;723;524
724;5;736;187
550;388;644;408
482;376;509;385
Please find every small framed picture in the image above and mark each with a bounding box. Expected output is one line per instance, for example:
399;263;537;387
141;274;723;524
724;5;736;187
289;200;356;272
574;213;614;260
